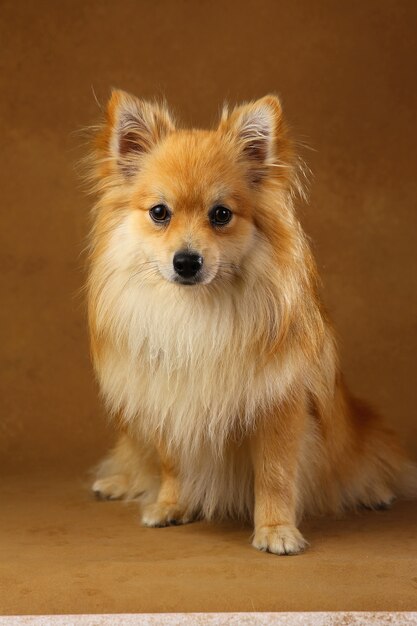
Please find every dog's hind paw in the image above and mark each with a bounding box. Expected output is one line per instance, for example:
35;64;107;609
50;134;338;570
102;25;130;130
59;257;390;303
92;474;130;500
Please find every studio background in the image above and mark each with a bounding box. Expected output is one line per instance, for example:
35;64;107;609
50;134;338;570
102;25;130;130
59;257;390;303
1;0;417;616
1;0;416;474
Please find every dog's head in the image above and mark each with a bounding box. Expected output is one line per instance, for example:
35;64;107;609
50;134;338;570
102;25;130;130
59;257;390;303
91;90;301;289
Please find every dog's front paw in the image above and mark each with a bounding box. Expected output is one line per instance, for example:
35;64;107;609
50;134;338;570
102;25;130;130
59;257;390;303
141;502;190;527
252;524;308;555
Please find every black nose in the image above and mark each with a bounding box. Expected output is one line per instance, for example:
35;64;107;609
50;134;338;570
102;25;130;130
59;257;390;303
173;251;203;279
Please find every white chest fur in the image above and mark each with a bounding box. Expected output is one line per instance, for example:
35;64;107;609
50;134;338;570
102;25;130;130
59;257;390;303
91;219;300;454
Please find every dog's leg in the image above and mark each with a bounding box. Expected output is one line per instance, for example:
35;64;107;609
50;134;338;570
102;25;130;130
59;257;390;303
141;442;190;527
92;432;160;503
251;394;308;555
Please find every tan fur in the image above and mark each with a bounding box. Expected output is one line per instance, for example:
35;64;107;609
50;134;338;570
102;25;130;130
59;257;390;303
85;89;416;554
92;432;159;504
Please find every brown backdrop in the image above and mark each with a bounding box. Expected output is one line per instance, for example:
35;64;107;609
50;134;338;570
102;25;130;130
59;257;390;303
1;0;416;475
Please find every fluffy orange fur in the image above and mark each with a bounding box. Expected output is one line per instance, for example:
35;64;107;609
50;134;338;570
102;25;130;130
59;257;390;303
86;89;416;554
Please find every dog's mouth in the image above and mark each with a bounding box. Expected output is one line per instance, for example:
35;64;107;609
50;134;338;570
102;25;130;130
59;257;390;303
173;270;217;286
167;264;233;287
173;276;202;286
155;262;221;287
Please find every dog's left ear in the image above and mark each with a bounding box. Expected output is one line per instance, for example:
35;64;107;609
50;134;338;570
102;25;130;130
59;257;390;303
98;89;175;179
219;95;283;184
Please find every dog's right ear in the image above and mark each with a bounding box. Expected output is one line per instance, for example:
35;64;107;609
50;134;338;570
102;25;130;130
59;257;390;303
97;89;175;179
218;96;286;186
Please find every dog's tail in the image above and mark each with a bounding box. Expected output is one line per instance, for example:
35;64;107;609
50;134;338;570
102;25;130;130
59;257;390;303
396;459;417;500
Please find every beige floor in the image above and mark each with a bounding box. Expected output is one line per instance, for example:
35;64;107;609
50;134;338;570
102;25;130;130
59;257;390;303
1;612;417;625
1;472;416;615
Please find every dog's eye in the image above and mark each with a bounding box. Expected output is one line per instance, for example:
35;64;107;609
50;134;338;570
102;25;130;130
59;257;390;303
209;206;233;227
149;205;170;223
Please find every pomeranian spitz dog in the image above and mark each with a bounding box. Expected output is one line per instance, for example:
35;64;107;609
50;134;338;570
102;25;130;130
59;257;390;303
86;89;416;554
